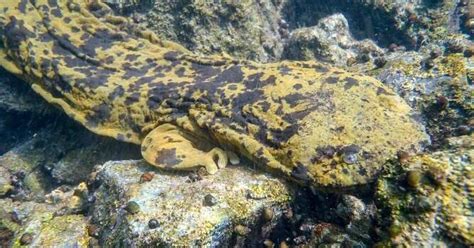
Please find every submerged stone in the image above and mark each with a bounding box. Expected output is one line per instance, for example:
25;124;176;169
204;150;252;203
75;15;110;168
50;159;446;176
92;160;293;246
375;134;474;246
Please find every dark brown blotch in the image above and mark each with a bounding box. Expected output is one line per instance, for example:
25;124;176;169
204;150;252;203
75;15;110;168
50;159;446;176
155;148;183;167
325;77;339;84
108;86;125;101
293;83;303;90
376;87;393;95
291;164;311;183
344;77;359;90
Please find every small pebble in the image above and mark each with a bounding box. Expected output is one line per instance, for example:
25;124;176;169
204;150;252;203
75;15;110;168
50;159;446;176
279;19;289;29
397;151;410;164
447;40;464;53
456;125;471;135
125;201;140;214
284;208;293;219
293;235;306;245
430;48;442;58
140;171;155;183
279;241;289;248
406;170;423;188
436;96;449;110
423;59;435;69
388;221;402;237
87;224;100;238
263;239;274;248
357;53;370;63
187;172;202;182
373;56;387;68
346;57;357;66
148;219;159;229
203;194;218;207
263;207;274;222
464;44;474;57
19;233;33;245
234;225;250;236
408;13;418;23
388;43;398;52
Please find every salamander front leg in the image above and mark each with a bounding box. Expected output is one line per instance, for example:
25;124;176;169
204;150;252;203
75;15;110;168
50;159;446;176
141;124;229;174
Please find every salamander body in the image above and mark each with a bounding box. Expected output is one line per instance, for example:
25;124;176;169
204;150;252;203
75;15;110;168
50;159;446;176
0;0;428;188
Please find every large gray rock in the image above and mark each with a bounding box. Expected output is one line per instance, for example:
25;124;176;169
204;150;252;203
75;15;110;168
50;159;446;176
127;0;454;63
142;0;286;62
284;14;384;67
92;160;293;247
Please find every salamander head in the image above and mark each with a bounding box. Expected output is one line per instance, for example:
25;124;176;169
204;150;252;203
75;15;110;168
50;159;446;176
236;67;428;188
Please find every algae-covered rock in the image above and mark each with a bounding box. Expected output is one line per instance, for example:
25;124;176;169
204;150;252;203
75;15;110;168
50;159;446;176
284;14;384;67
0;166;13;196
92;160;293;246
0;198;90;248
376;44;473;146
142;0;285;62
375;134;474;246
0;130;64;199
0;120;140;199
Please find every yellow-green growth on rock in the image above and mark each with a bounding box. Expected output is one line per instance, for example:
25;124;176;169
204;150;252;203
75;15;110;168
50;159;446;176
375;134;473;246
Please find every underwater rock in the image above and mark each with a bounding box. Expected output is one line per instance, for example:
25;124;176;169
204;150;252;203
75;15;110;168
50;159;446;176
0;71;50;113
303;221;367;248
0;166;13;196
0;119;139;199
0;198;90;247
376;44;473;147
284;14;384;67
335;195;375;242
375;134;474;246
0;130;65;200
0;71;57;154
142;0;285;62
51;141;140;185
137;0;458;65
91;160;293;246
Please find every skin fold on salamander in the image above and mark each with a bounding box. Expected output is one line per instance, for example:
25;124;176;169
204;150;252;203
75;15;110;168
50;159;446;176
0;0;428;189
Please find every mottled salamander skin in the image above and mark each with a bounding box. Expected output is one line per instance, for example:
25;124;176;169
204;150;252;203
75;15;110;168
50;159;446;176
0;0;428;188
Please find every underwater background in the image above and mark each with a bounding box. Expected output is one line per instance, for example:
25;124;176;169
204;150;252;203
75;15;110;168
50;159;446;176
0;0;472;247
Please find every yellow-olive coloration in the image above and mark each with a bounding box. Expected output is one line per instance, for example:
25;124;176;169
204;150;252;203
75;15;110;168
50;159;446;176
0;0;428;188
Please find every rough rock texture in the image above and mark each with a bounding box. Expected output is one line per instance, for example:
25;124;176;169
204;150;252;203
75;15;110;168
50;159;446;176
141;0;286;62
0;194;90;247
130;0;458;63
0;116;140;200
375;134;474;246
91;160;293;247
284;14;385;67
0;71;48;113
335;194;375;242
375;41;473;147
0;72;53;154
